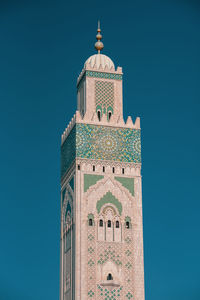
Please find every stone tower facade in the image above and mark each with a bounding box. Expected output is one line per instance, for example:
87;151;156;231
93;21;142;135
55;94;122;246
60;26;145;300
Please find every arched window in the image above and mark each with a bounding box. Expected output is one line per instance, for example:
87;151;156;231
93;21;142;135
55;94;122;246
108;111;112;120
89;219;93;226
97;110;101;121
116;220;119;228
126;221;130;229
107;273;113;281
107;220;111;228
99;219;103;227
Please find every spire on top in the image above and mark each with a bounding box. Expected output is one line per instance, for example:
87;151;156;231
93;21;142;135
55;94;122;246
95;21;104;53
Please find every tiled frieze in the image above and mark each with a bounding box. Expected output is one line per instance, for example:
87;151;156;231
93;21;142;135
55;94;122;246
86;70;122;80
76;124;141;164
61;123;141;178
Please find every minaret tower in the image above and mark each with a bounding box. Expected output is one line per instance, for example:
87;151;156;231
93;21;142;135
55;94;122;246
60;24;145;300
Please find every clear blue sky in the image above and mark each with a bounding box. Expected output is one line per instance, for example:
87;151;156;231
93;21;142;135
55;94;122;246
0;0;199;299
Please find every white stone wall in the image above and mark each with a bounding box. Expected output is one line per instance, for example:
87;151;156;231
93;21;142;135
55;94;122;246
73;159;144;300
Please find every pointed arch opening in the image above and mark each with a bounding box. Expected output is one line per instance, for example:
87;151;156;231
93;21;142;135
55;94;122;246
97;110;101;121
107;273;113;281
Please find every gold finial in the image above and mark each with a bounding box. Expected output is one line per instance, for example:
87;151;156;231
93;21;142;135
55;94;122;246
95;21;104;53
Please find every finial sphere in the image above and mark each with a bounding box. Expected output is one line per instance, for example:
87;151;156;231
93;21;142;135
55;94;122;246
95;41;104;51
96;32;102;40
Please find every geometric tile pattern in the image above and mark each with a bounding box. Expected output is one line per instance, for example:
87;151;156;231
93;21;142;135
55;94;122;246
126;292;133;299
76;124;141;164
88;259;95;267
88;290;95;297
95;80;114;115
124;236;132;244
124;229;134;297
88;234;95;241
97;245;122;266
125;262;132;269
88;247;95;254
61;125;76;178
61;124;141;178
125;249;132;257
85;196;136;300
97;285;123;300
86;71;122;80
87;224;137;300
87;225;96;298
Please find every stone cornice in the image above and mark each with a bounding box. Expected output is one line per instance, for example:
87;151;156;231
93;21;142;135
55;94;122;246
76;158;141;170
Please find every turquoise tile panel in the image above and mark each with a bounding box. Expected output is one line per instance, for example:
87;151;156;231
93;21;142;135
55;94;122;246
61;123;141;178
61;125;76;178
76;124;141;163
86;70;122;80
